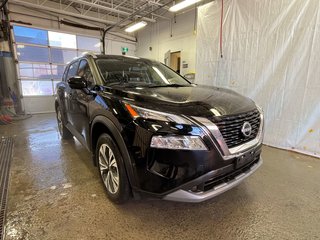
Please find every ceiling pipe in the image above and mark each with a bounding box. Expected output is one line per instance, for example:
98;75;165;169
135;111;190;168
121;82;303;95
102;1;151;53
60;19;136;42
102;0;175;54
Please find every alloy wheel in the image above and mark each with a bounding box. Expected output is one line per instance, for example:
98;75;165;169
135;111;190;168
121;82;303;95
98;143;120;194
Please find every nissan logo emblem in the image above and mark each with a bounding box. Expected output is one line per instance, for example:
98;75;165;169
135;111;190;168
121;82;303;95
241;122;252;137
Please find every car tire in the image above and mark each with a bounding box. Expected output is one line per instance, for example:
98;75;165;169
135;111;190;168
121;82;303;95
56;106;73;139
96;133;130;204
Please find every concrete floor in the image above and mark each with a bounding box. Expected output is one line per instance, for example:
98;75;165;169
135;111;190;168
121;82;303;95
1;113;320;240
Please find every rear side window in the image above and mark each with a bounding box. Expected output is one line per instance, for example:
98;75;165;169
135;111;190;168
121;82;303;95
66;61;79;80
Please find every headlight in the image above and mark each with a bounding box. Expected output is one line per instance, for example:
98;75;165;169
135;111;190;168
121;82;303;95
150;135;208;151
125;103;192;125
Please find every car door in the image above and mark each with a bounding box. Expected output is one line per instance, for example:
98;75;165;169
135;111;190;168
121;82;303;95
56;66;69;121
67;59;95;143
64;60;80;126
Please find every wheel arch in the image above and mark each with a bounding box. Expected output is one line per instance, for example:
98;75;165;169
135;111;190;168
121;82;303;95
90;116;137;189
54;99;59;111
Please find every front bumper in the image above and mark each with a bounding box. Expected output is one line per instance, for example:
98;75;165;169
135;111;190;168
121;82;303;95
127;108;264;200
163;157;263;202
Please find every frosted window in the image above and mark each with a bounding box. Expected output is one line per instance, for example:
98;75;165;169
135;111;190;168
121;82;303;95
77;36;101;52
13;26;48;45
19;63;33;78
16;45;49;62
51;48;77;64
19;63;51;79
48;31;77;49
21;80;53;96
51;65;66;80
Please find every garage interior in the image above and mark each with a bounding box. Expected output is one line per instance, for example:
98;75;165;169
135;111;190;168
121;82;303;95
0;0;319;239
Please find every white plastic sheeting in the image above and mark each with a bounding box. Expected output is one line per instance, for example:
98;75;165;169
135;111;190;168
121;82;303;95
196;0;320;157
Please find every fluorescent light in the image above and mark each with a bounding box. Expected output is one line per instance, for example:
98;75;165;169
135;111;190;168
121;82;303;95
125;21;147;33
169;0;201;12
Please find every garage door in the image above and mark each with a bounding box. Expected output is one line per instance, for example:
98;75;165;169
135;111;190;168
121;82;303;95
12;25;101;114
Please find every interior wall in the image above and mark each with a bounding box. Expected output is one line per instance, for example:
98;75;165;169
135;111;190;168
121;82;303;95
196;0;320;157
136;10;196;76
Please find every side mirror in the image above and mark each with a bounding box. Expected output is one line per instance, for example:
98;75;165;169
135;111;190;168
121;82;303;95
67;76;87;89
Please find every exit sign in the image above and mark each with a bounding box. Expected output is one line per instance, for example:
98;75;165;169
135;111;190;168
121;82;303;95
121;47;128;53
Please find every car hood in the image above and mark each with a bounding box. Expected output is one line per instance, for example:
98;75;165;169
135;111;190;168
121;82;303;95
102;85;256;118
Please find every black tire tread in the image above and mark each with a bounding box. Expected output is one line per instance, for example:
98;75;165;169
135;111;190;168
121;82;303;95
57;106;73;139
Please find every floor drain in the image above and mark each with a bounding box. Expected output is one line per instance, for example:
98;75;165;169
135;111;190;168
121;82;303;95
0;137;14;240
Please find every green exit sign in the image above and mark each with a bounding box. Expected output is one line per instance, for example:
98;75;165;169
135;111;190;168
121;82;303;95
121;47;128;53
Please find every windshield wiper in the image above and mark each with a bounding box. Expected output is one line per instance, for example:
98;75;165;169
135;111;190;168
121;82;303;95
105;82;144;88
148;84;189;88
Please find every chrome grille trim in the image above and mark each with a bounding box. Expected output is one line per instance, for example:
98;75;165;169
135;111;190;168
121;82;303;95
213;109;261;148
190;108;264;160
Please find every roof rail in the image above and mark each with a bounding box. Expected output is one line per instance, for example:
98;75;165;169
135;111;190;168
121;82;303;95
81;51;98;58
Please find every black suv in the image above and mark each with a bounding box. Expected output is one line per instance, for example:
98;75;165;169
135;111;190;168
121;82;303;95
55;53;264;203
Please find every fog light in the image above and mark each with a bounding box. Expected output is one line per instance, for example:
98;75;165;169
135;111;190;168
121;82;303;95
150;135;208;151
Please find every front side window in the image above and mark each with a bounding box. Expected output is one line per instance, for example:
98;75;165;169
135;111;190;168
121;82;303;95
66;61;79;80
77;60;94;85
95;58;190;87
62;67;68;82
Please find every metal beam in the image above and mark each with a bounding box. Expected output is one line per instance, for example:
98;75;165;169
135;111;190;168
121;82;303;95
40;0;48;6
66;0;156;22
10;0;124;26
98;0;158;22
83;0;99;15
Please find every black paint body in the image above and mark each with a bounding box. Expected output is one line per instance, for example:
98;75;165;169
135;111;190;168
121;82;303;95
55;55;261;198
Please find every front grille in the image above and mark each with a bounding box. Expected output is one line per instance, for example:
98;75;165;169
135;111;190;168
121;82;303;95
212;109;261;148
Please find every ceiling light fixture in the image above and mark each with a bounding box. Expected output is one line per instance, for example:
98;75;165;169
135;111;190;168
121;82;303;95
125;21;147;33
169;0;201;12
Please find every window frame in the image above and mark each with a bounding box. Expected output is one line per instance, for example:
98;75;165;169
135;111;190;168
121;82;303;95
13;25;49;46
11;24;101;97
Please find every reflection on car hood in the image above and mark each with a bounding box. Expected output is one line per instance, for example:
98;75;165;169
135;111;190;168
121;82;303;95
102;85;256;117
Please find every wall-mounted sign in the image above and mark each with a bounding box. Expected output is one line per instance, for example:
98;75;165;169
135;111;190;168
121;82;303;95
121;47;129;53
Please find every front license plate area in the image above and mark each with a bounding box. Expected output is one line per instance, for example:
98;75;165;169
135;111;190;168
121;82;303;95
235;152;254;168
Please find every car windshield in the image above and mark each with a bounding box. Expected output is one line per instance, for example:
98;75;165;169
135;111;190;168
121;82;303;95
95;58;191;87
